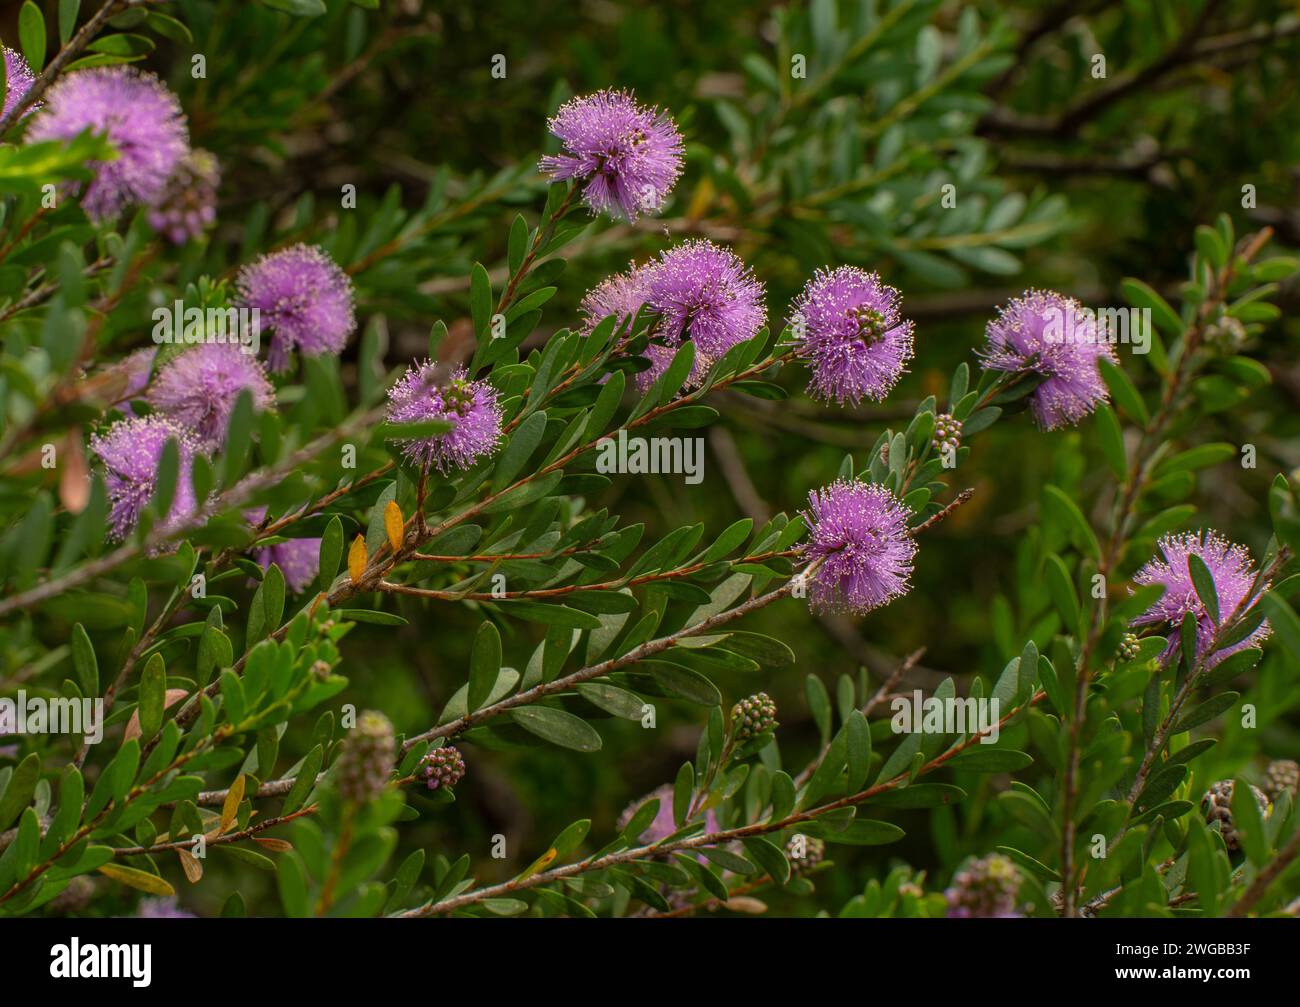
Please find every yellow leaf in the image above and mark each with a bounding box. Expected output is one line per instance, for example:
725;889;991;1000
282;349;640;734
384;499;404;552
518;847;558;880
348;534;367;584
253;837;293;852
97;863;175;896
221;774;246;834
177;848;204;884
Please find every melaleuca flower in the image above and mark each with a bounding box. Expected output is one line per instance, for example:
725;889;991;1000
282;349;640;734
90;415;202;541
644;240;767;388
786;834;825;875
245;509;321;594
385;361;503;473
979;289;1116;430
802;480;917;615
109;347;157;413
789;267;914;404
2;46;38;120
1131;531;1270;668
27;67;189;222
235;244;355;372
618;784;719;845
539;89;683;221
334;711;395;804
147;342;274;450
136;896;196;919
147;148;220;244
578;262;652;337
945;853;1022;918
417;745;466;792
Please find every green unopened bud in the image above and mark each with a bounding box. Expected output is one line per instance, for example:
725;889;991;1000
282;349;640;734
334;710;395;804
731;692;778;743
1117;632;1141;662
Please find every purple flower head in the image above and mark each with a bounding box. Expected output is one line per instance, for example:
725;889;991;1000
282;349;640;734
385;362;503;474
244;507;321;594
110;347;158;413
136;896;196;919
147;342;274;450
645;240;767;387
618;784;719;846
147;148;220;244
539;89;683;221
2;46;38;121
1131;531;1271;668
235;244;355;373
90;415;202;541
27;67;189;222
945;854;1022;918
790;266;914;405
578;262;652;337
980;289;1116;430
802;480;917;615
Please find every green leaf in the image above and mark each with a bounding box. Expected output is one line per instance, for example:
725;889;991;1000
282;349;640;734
137;652;166;740
1098;358;1149;425
1187;553;1219;624
1170;692;1238;735
1121;278;1183;335
19;2;46;73
1230;775;1267;866
1043;553;1080;635
281;745;323;816
742;836;791;886
467;621;502;712
508;706;602;751
491;410;547;492
1094;404;1127;481
318;516;343;590
672;762;693;827
1042;486;1100;560
1261;592;1300;660
804;818;905;845
845;711;871;793
70;623;99;696
469;262;492;338
0;753;41;831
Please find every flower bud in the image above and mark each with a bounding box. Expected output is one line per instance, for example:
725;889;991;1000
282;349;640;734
418;745;466;792
731;692;778;743
334;710;395;804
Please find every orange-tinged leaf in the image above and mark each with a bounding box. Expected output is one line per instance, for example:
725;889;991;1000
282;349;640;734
177;847;203;883
348;534;367;584
221;775;246;834
97;863;175;896
384;499;404;551
123;688;189;742
518;847;558;880
59;431;90;513
253;837;293;852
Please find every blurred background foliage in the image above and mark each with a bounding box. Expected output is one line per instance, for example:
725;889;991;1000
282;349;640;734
3;0;1299;915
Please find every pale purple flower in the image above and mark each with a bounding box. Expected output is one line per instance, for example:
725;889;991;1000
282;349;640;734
244;507;321;593
618;784;719;845
112;347;158;411
147;148;220;244
790;266;914;404
644;240;766;389
385;362;503;474
147;342;274;450
980;289;1116;430
90;415;202;541
945;854;1021;918
27;67;189;222
235;244;355;372
1132;531;1271;668
539;89;683;221
136;896;196;919
802;480;917;615
2;46;38;121
578;262;652;337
